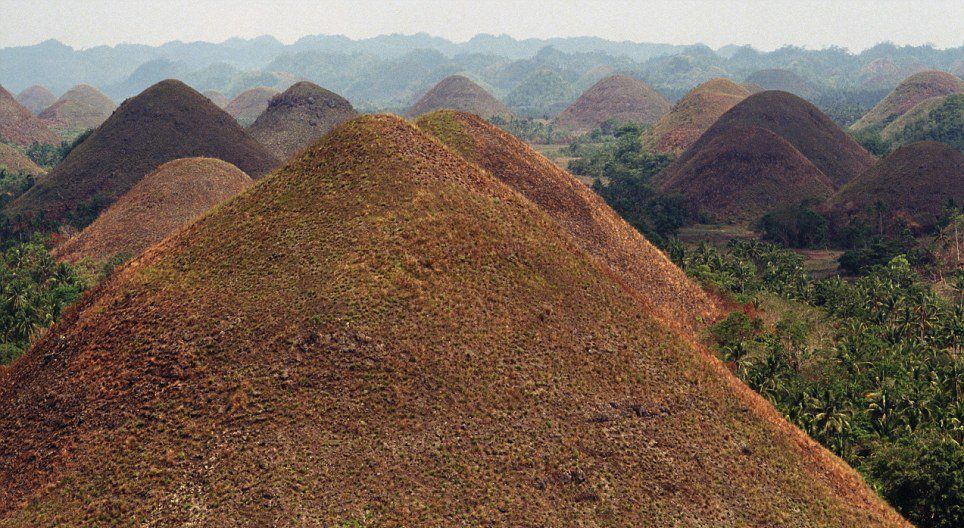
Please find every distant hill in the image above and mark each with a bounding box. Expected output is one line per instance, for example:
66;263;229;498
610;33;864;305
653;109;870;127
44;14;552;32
504;69;576;117
554;75;671;132
225;86;280;126
55;157;252;263
659;125;835;223
0;143;44;176
662;90;874;187
851;71;964;132
644;77;752;153
416;109;721;333
248;81;358;161
0;85;58;147
881;93;963;150
830;141;964;234
38;84;116;136
405;75;513;120
14;85;56;115
744;69;819;100
202;90;229;108
3;80;277;229
0;113;909;526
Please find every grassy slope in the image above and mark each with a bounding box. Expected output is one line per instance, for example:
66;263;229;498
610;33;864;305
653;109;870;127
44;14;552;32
0;115;907;526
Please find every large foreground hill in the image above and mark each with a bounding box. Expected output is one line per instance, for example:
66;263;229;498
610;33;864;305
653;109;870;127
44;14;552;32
0;114;908;526
3;79;277;229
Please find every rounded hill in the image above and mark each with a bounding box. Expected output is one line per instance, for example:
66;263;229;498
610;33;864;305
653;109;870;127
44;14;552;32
644;77;752;153
202;90;229;108
851;70;964;132
3;79;278;230
38;84;117;135
744;69;818;100
225;86;281;127
554;74;671;132
659;125;835;223
416;109;721;333
664;90;874;187
247;81;358;161
0;85;58;147
830;141;964;234
15;85;56;115
504;69;576;117
0;143;45;176
0;114;907;527
55;157;252;264
405;75;513;120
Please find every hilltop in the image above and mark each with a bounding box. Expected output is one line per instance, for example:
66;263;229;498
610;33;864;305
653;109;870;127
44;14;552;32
851;70;964;132
830;141;964;234
3;79;278;229
38;84;116;136
663;90;874;187
0;85;58;147
14;85;56;115
248;81;358;161
225;86;281;126
416;109;720;333
659;125;835;223
743;69;818;100
644;77;752;153
55;157;252;263
405;75;513;120
0;143;45;176
554;74;671;132
0;114;907;526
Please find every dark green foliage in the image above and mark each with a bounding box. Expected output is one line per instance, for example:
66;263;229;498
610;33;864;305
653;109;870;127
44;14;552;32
24;129;93;169
0;169;34;209
890;94;964;152
490;117;570;144
672;241;963;528
758;201;830;248
0;236;88;364
851;125;893;156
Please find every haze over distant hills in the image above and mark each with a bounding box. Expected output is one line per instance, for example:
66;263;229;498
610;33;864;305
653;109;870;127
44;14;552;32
0;34;960;110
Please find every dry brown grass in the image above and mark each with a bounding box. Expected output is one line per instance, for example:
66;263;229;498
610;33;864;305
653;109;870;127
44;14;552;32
644;77;752;154
405;75;513;121
0;143;45;176
554;75;671;133
225;86;281;127
38;85;116;135
852;70;964;132
15;86;56;115
0;85;58;147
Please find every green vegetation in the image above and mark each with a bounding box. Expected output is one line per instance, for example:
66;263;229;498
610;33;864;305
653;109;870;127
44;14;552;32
888;94;963;152
0;168;35;209
490;116;571;144
757;201;829;248
24;129;92;168
669;239;962;528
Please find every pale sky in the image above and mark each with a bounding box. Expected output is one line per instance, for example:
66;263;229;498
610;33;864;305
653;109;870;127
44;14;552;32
0;0;961;52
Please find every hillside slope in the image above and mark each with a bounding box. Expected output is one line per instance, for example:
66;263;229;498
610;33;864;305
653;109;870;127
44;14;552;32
0;143;45;176
851;70;964;132
0;115;908;527
38;84;116;136
14;86;56;115
0;85;58;147
554;74;671;132
405;75;513;120
644;77;752;153
225;86;281;127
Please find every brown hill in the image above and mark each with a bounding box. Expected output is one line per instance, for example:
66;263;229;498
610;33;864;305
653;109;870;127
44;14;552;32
0;143;44;176
416;110;721;334
0;114;907;526
0;85;58;147
225;86;281;126
3;79;278;229
744;69;818;100
248;81;358;161
644;78;752;153
830;141;964;234
554;75;671;132
405;75;513;120
55;157;252;263
202;90;229;109
662;90;874;188
659;126;835;223
15;85;56;115
851;70;964;132
38;84;117;135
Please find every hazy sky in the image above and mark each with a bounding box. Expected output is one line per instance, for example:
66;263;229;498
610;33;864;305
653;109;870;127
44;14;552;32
1;0;961;51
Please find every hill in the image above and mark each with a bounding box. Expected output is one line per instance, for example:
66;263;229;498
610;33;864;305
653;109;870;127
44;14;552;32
247;81;358;161
0;143;45;176
405;75;513;120
880;93;963;151
851;70;964;132
830;141;964;234
0;114;908;526
504;69;576;117
55;157;252;263
644;77;752;153
659;126;835;223
37;84;116;136
744;69;818;100
0;85;58;147
225;86;281;126
416;109;720;333
554;74;671;132
203;90;229;108
662;90;874;187
3;80;278;229
14;85;56;115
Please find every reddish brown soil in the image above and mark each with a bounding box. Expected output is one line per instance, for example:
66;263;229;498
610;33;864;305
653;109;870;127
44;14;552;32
0;85;58;147
406;75;513;120
554;75;671;132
